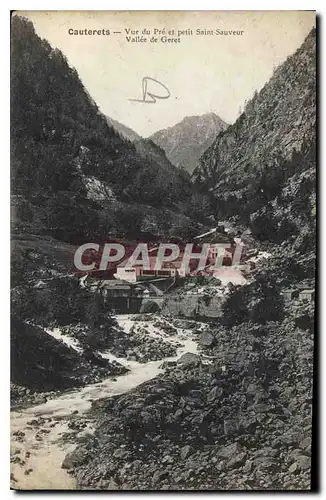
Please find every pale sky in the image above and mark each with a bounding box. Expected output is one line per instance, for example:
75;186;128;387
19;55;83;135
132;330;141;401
17;11;315;137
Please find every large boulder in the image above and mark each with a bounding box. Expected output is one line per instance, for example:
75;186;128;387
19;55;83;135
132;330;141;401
217;442;242;460
199;331;216;348
180;445;192;460
207;386;223;403
61;448;90;469
177;352;201;367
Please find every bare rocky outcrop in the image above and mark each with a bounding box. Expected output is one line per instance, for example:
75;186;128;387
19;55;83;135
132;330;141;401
192;28;316;239
150;113;228;173
66;303;313;490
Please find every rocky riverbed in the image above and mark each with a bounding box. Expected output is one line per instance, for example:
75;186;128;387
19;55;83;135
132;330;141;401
11;307;314;491
66;313;313;491
10;315;200;490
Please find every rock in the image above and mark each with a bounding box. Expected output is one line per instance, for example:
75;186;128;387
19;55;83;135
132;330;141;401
226;452;247;469
239;416;258;433
113;448;130;459
160;360;177;370
216;461;227;472
207;386;223;403
192;414;204;425
218;442;242;460
180;445;192;460
271;434;297;448
295;455;311;471
152;470;169;484
288;462;300;474
160;484;170;490
26;419;39;426
223;418;239;435
61;448;90;469
299;437;311;450
107;478;119;490
199;331;216;348
173;409;183;420
253;457;277;472
162;455;174;464
243;460;253;473
177;352;201;367
189;390;202;399
13;431;25;438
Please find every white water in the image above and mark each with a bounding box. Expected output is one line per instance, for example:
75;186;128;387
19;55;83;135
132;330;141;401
44;327;83;353
11;315;199;490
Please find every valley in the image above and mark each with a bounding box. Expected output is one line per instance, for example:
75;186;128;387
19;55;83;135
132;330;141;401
10;13;316;491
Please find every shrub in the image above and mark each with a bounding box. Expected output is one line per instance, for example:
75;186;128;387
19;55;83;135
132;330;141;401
140;300;160;314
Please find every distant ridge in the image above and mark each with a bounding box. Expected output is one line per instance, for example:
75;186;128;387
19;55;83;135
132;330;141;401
150;112;228;173
105;116;142;142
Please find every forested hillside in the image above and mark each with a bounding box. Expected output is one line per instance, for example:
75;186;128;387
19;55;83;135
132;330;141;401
11;15;210;244
193;28;316;254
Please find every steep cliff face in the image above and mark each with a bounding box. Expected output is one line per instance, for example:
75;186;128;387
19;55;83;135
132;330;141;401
192;28;316;229
150;113;228;173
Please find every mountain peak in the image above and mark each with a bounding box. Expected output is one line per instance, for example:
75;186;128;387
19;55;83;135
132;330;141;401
150;112;228;173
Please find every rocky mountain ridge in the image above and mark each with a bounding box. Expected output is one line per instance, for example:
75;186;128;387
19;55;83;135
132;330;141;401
192;29;316;213
150;112;228;173
105;117;141;142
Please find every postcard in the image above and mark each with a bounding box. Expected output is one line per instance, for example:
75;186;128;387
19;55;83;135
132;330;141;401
11;10;316;491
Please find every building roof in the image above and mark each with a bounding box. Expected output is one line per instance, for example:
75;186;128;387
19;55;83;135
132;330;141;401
100;280;132;290
100;279;130;286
